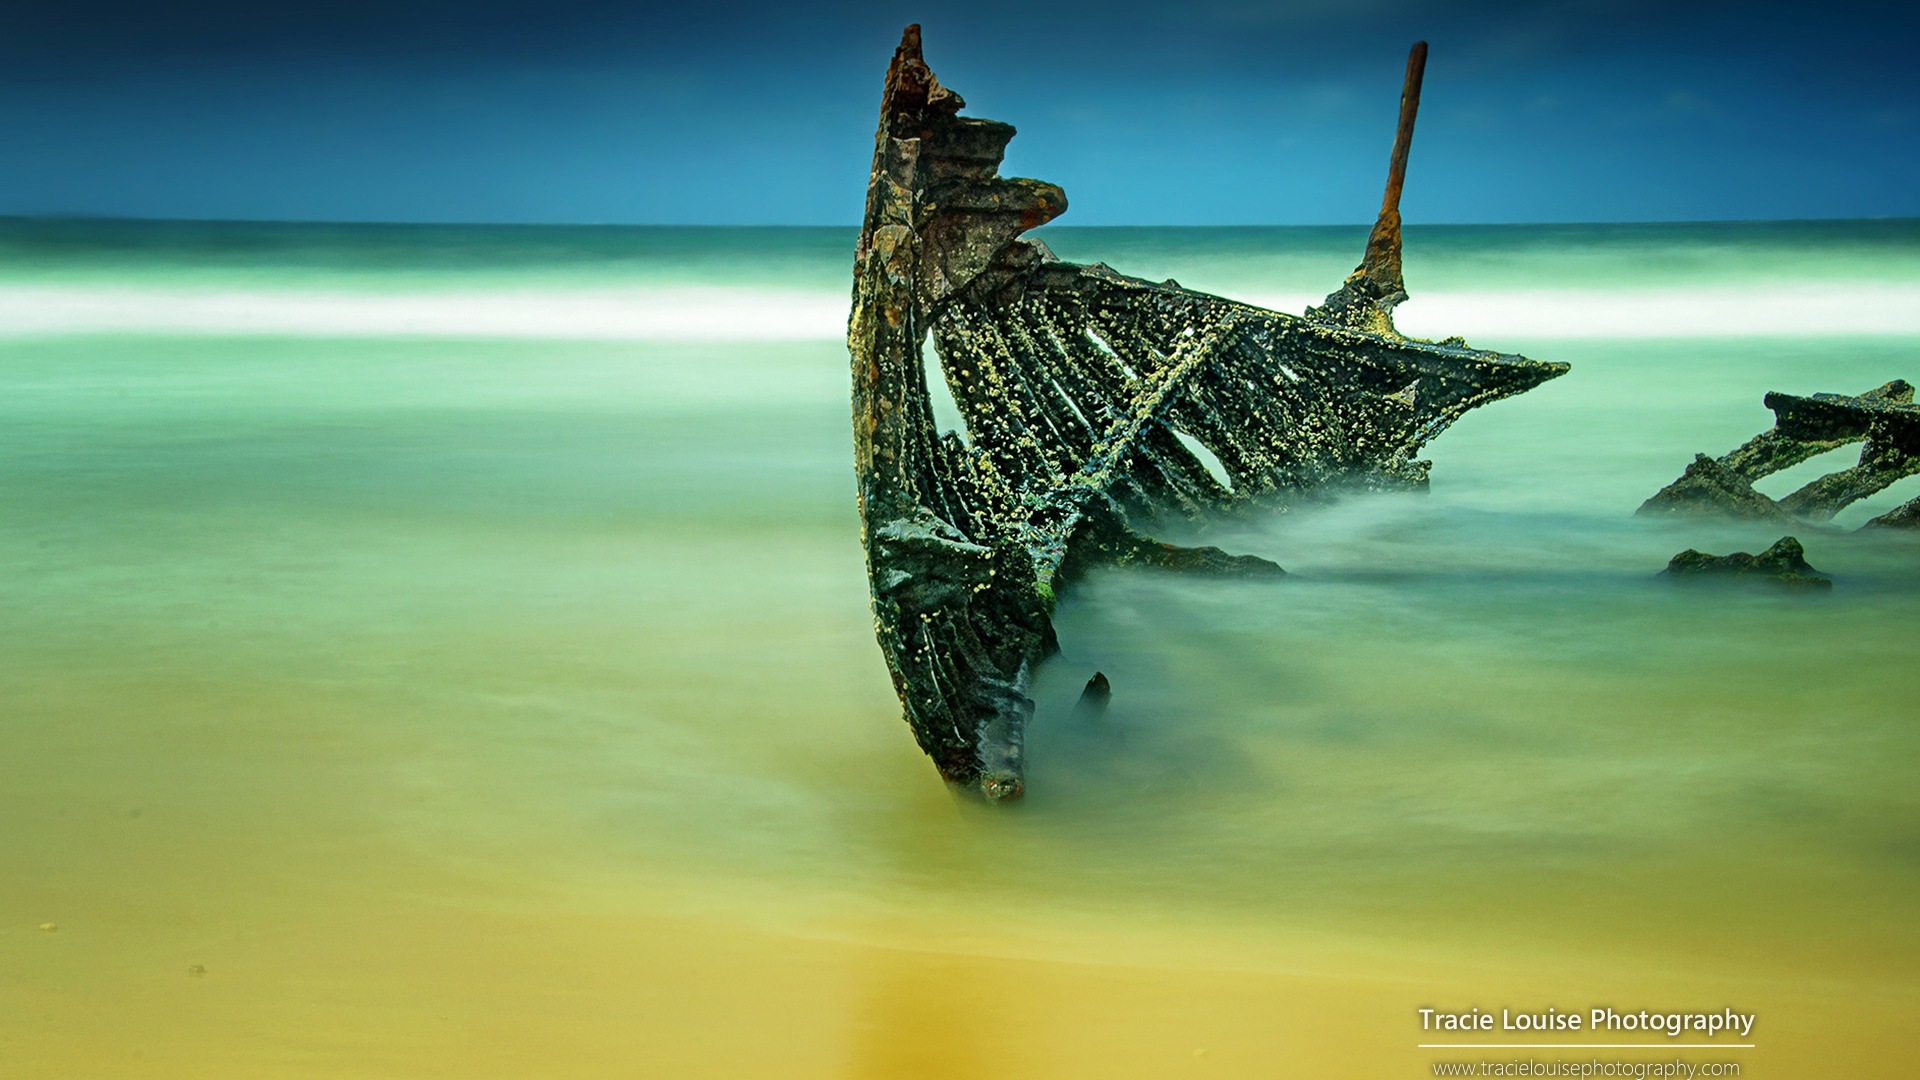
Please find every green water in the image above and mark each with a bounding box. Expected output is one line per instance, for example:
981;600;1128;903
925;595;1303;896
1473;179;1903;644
3;218;1916;1078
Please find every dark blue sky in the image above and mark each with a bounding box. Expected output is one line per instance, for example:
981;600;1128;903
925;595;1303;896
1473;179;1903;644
4;1;1916;224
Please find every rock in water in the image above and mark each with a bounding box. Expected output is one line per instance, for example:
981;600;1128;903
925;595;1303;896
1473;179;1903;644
849;27;1568;799
1073;672;1113;722
1662;536;1832;589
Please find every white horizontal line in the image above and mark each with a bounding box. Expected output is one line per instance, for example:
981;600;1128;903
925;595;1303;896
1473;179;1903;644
0;284;848;341
1271;282;1920;339
5;281;1920;342
1419;1044;1756;1049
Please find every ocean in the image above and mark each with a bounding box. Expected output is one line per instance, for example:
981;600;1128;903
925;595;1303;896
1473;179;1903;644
3;217;1916;1078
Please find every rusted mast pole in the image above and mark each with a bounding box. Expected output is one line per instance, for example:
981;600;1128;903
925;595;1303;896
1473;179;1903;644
1359;40;1428;301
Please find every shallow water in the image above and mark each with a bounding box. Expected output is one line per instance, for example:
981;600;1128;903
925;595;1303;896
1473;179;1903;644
3;219;1917;1078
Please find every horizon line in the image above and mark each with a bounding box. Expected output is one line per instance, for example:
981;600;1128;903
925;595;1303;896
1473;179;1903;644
5;213;1918;231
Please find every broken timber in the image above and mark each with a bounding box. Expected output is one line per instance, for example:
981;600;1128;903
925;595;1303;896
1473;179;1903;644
849;27;1568;799
1638;380;1920;528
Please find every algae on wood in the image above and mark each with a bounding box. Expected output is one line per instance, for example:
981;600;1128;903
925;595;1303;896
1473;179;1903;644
850;27;1568;798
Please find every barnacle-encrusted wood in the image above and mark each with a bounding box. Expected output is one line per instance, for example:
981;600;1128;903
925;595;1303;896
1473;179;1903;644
850;27;1569;799
1638;380;1920;528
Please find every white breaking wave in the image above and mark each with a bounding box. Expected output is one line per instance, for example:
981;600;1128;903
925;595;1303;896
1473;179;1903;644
1;281;1917;341
0;285;850;342
1260;282;1920;341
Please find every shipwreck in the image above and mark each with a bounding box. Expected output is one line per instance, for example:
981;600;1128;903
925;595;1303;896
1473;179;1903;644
1639;381;1920;529
849;27;1568;799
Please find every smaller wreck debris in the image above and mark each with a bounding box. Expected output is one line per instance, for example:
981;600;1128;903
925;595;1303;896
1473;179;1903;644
1860;500;1920;529
850;28;1567;799
1639;381;1920;528
1662;536;1831;589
